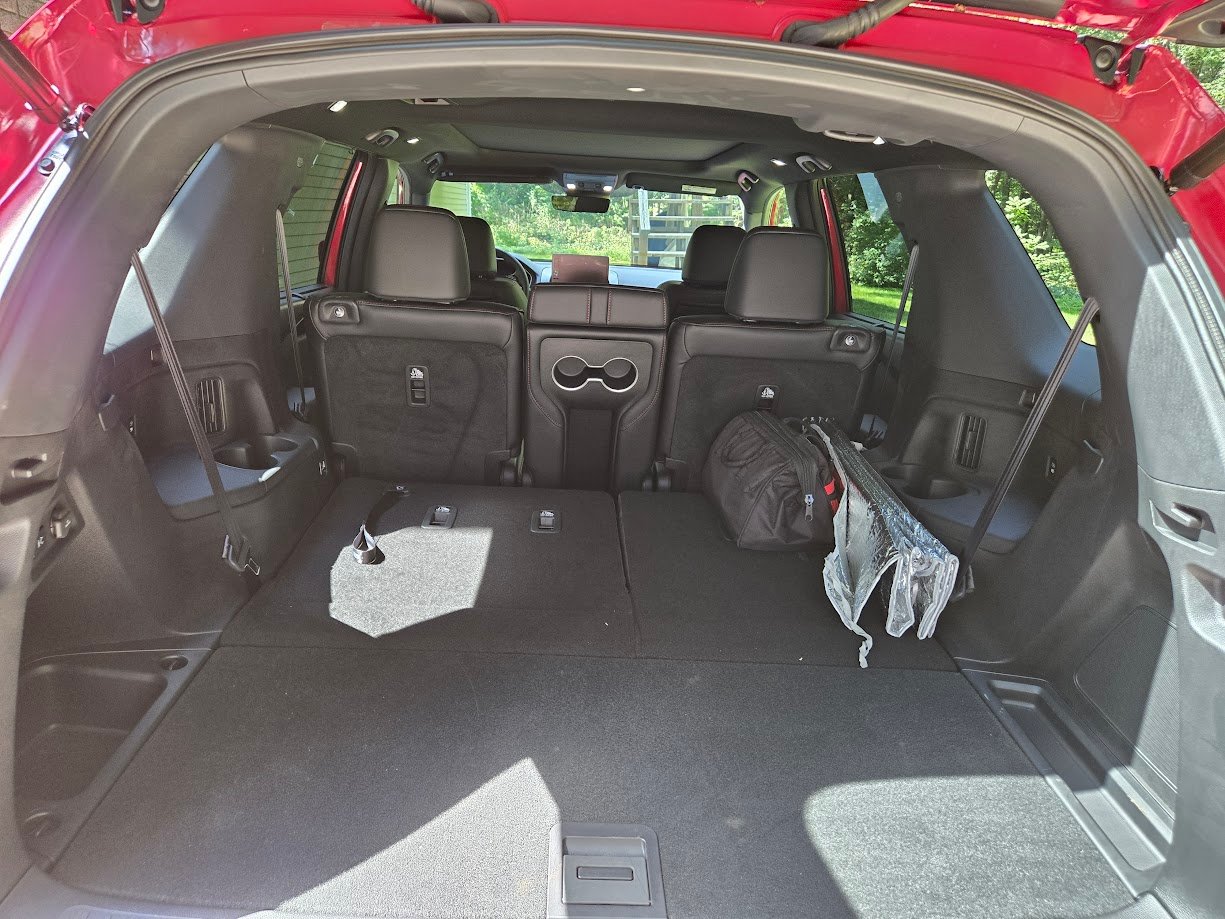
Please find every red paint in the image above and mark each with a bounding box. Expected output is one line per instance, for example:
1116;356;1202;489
1174;170;1225;287
322;157;364;286
821;186;851;316
0;0;1223;287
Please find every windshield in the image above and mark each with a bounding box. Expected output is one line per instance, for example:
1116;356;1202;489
432;182;744;268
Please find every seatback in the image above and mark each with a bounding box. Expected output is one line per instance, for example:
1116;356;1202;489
656;226;882;490
456;215;528;313
659;224;746;322
524;283;668;491
309;206;523;484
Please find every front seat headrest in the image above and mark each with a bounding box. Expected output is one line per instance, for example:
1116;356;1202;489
724;227;829;324
366;206;471;303
682;224;747;288
456;215;498;280
552;254;609;284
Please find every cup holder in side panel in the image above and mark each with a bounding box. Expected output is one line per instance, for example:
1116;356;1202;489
213;434;299;471
551;356;638;393
878;463;970;500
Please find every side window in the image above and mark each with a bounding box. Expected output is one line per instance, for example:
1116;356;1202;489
280;141;355;290
828;173;911;325
765;188;792;226
987;171;1092;344
428;180;471;214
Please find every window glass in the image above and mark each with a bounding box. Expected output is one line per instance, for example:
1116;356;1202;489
280;141;355;289
828;173;912;326
387;166;408;205
987;170;1092;344
433;182;744;268
765;188;792;226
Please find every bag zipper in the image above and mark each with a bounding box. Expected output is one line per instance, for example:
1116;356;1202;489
748;412;820;521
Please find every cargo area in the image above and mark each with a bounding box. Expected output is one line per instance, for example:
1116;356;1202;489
2;24;1216;919
33;484;1129;919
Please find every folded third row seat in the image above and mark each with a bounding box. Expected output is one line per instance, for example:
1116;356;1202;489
308;206;523;484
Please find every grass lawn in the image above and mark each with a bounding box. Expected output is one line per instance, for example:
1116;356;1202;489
850;284;1095;345
850;285;907;324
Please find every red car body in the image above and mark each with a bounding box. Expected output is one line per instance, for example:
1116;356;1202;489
2;0;1224;281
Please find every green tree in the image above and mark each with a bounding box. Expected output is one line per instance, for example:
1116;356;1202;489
827;175;908;288
1168;45;1225;106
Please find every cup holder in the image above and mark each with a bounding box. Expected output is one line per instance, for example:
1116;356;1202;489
213;435;298;471
552;356;638;393
878;463;970;501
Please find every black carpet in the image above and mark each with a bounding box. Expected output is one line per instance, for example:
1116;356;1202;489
619;491;955;670
223;479;636;657
53;646;1131;919
54;482;1130;918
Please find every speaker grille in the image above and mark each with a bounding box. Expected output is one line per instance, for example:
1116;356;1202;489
954;413;986;470
196;378;226;435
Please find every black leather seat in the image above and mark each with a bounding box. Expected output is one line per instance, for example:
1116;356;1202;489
308;206;523;484
456;215;528;313
659;224;746;322
654;226;883;490
523;283;668;491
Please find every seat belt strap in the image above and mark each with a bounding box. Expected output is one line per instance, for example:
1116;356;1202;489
864;243;919;446
954;297;1099;600
352;484;412;565
886;242;920;378
130;251;261;579
274;209;309;419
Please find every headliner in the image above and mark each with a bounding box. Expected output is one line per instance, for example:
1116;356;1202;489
268;96;986;193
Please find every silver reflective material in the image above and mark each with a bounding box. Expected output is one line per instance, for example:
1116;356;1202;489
809;419;959;667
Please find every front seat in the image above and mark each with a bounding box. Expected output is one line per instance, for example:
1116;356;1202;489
308;206;523;484
654;226;883;490
456;215;528;313
659;224;746;322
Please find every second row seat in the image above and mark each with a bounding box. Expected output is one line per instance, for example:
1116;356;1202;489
308;206;523;484
307;207;881;491
523;283;668;491
655;226;883;490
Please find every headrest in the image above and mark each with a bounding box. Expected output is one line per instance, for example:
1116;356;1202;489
366;206;470;302
528;284;667;330
456;215;498;280
682;224;747;287
724;227;829;324
551;254;610;284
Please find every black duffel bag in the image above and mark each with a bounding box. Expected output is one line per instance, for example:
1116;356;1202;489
703;411;841;551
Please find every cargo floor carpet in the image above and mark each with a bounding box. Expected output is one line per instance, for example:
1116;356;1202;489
619;491;955;670
53;646;1131;919
223;479;637;657
226;482;952;670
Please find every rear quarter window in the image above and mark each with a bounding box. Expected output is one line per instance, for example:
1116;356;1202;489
828;174;912;326
281;141;355;289
987;170;1092;344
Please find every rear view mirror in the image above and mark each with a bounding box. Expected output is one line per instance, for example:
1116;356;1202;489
552;194;611;214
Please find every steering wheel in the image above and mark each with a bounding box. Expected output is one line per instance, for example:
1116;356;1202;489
496;248;535;296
